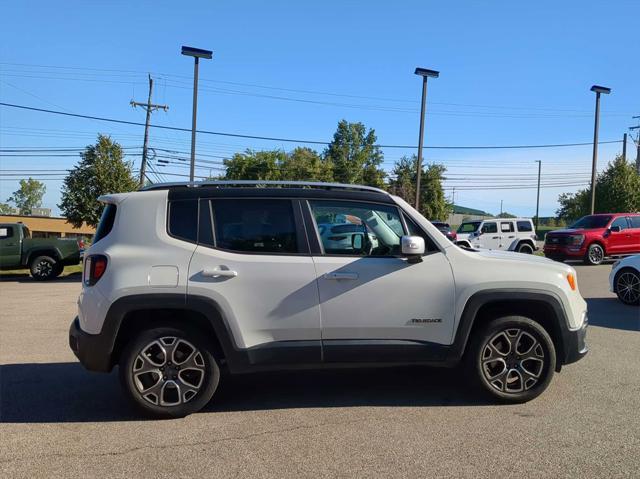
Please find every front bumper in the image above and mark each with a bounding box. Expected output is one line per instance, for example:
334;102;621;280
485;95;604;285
561;314;589;365
69;317;113;372
543;244;586;260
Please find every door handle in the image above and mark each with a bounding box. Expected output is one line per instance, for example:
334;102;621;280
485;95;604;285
202;268;238;278
508;236;515;239
492;236;500;239
324;271;359;280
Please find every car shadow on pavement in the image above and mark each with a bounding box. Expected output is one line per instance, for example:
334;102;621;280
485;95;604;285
0;272;82;283
586;297;640;332
0;362;490;423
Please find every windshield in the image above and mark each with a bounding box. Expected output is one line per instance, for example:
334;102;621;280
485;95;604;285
457;222;481;233
569;215;612;229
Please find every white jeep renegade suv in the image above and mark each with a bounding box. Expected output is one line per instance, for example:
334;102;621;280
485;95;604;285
70;181;588;418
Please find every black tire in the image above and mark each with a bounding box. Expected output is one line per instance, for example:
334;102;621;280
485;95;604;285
119;325;220;418
517;243;534;254
29;255;59;281
466;316;556;403
584;243;605;265
614;268;640;306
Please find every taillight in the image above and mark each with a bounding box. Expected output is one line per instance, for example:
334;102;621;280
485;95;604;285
84;254;108;286
78;239;85;250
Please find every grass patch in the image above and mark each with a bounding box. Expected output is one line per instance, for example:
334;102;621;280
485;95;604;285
0;263;82;278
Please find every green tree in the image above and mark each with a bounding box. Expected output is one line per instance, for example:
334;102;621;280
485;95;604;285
223;149;285;180
323;120;385;187
497;212;517;218
59;135;138;227
7;178;46;215
279;147;333;182
556;155;640;222
388;155;450;220
0;202;15;214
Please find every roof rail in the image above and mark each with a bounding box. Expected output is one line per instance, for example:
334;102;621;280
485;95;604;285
141;180;390;195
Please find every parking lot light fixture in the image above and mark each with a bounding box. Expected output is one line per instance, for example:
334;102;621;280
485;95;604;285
414;67;439;210
589;85;611;214
182;45;213;182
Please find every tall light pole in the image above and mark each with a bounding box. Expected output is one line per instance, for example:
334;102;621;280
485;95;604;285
414;67;439;210
589;85;611;214
534;160;541;231
182;45;213;182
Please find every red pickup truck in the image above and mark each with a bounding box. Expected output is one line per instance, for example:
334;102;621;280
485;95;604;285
544;213;640;265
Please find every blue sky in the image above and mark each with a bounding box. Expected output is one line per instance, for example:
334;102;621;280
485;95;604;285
1;0;638;217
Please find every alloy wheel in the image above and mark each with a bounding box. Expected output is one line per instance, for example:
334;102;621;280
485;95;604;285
481;328;546;393
616;271;640;304
588;246;604;264
34;260;53;278
132;336;206;406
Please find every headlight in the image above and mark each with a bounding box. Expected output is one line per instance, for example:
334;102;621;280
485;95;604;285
568;234;585;246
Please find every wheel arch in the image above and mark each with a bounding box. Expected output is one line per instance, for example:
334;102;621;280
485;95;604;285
24;247;62;266
450;290;570;370
99;294;241;372
514;239;535;252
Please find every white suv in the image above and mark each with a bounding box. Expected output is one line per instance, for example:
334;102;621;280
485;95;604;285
70;182;588;418
456;218;538;253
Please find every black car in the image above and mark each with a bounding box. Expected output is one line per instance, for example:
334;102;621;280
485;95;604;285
430;221;457;242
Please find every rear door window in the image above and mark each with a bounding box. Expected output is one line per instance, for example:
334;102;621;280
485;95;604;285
630;216;640;228
500;222;514;232
0;226;13;239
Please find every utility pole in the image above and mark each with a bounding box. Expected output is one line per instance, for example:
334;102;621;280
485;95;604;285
500;200;503;216
589;85;611;215
535;160;541;231
130;75;169;187
631;116;640;174
622;133;627;162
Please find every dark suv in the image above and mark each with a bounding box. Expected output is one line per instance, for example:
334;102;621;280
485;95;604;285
544;213;640;265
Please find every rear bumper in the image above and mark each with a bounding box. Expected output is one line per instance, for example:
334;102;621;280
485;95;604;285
561;314;589;365
69;317;113;372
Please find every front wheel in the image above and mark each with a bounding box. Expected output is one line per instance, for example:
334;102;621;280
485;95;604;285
584;244;605;265
119;326;220;418
467;316;556;403
615;268;640;305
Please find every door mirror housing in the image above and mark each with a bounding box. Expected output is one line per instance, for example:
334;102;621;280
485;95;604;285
401;235;425;262
609;225;621;233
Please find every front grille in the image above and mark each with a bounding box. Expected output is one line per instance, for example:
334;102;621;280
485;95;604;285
546;235;571;245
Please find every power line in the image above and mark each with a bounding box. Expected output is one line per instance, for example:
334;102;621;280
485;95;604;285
0;102;623;150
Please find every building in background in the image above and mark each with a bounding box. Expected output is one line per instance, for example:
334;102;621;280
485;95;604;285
447;205;493;226
0;214;94;239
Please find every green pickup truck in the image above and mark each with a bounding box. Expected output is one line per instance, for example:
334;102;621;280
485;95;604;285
0;222;82;280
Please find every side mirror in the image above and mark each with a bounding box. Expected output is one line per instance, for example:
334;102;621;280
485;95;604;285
352;233;363;251
609;225;621;233
401;235;425;262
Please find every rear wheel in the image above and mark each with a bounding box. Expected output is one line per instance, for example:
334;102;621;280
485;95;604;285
119;325;220;418
614;268;640;305
467;316;556;403
29;255;59;281
584;244;605;265
517;243;534;254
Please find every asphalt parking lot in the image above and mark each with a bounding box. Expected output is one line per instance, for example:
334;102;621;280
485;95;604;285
1;264;639;478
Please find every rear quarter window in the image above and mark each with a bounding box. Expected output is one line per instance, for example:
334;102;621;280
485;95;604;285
93;204;117;244
516;221;533;232
630;216;640;228
168;200;198;243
